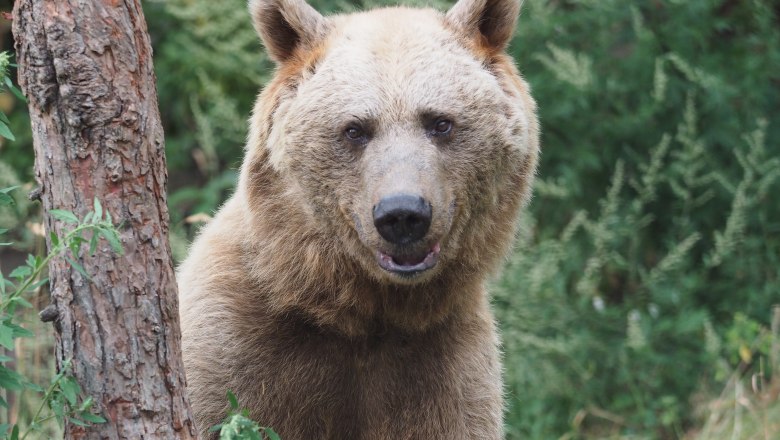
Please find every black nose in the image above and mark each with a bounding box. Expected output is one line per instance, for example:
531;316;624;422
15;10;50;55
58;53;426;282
373;194;432;245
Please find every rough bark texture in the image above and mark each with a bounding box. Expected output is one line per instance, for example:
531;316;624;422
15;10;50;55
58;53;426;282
12;1;198;438
772;305;780;380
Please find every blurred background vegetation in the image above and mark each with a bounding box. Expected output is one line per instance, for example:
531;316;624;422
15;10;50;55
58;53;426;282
0;0;778;438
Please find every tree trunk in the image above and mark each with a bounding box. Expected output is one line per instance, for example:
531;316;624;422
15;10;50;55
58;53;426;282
12;1;198;438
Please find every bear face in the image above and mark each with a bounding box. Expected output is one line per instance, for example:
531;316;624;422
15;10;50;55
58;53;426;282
245;0;539;287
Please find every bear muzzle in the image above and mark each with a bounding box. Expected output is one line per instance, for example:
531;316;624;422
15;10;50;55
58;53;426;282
371;193;442;277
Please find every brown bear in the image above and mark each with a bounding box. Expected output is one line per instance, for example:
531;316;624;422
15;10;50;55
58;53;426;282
177;0;539;438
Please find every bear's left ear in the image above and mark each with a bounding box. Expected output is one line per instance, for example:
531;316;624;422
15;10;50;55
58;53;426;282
249;0;329;63
446;0;521;52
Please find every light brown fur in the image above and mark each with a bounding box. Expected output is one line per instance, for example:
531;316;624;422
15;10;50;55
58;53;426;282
178;0;539;438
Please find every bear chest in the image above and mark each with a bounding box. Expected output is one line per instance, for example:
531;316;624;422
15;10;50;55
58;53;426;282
243;319;494;439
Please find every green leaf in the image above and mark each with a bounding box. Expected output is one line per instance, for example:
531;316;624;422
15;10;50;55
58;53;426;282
0;120;14;141
264;428;281;440
69;240;80;258
9;324;33;339
50;231;60;247
0;228;7;235
0;192;13;206
89;233;98;255
50;209;79;225
78;412;106;424
6;82;26;103
68;417;89;427
83;211;94;225
78;396;94;412
8;86;25;103
25;278;48;293
0;355;13;362
49;397;65;422
8;266;31;280
0;276;10;296
65;256;90;280
26;382;43;393
60;376;80;406
99;228;123;254
0;326;12;350
10;295;34;309
227;390;239;410
208;423;223;433
0;187;19;195
10;424;18;440
93;198;103;220
26;254;36;269
0;365;26;391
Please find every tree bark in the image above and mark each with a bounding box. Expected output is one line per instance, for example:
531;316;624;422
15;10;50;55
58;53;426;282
12;1;198;438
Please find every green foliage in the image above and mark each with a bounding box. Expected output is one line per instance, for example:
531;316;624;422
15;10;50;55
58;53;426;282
211;391;281;440
137;0;270;233
0;51;23;143
0;48;33;188
0;52;34;250
492;1;780;437
19;360;107;439
0;188;119;438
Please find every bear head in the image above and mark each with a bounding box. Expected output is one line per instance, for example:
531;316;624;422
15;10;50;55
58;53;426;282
241;0;539;289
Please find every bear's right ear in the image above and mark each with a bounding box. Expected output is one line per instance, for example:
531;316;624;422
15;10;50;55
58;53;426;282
249;0;329;63
446;0;521;53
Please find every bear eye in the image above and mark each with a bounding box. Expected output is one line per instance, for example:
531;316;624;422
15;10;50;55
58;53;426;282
431;118;453;136
345;126;363;139
344;125;368;144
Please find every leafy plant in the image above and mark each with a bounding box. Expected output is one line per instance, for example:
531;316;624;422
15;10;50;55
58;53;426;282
211;391;281;440
0;190;120;438
0;51;25;143
18;359;106;439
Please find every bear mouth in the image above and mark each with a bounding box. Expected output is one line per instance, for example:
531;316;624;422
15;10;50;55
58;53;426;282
376;243;440;277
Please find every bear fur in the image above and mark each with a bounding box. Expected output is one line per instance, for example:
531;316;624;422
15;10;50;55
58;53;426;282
177;0;540;438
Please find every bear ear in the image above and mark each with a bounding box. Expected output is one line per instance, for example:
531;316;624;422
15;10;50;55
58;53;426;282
446;0;521;52
249;0;329;63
